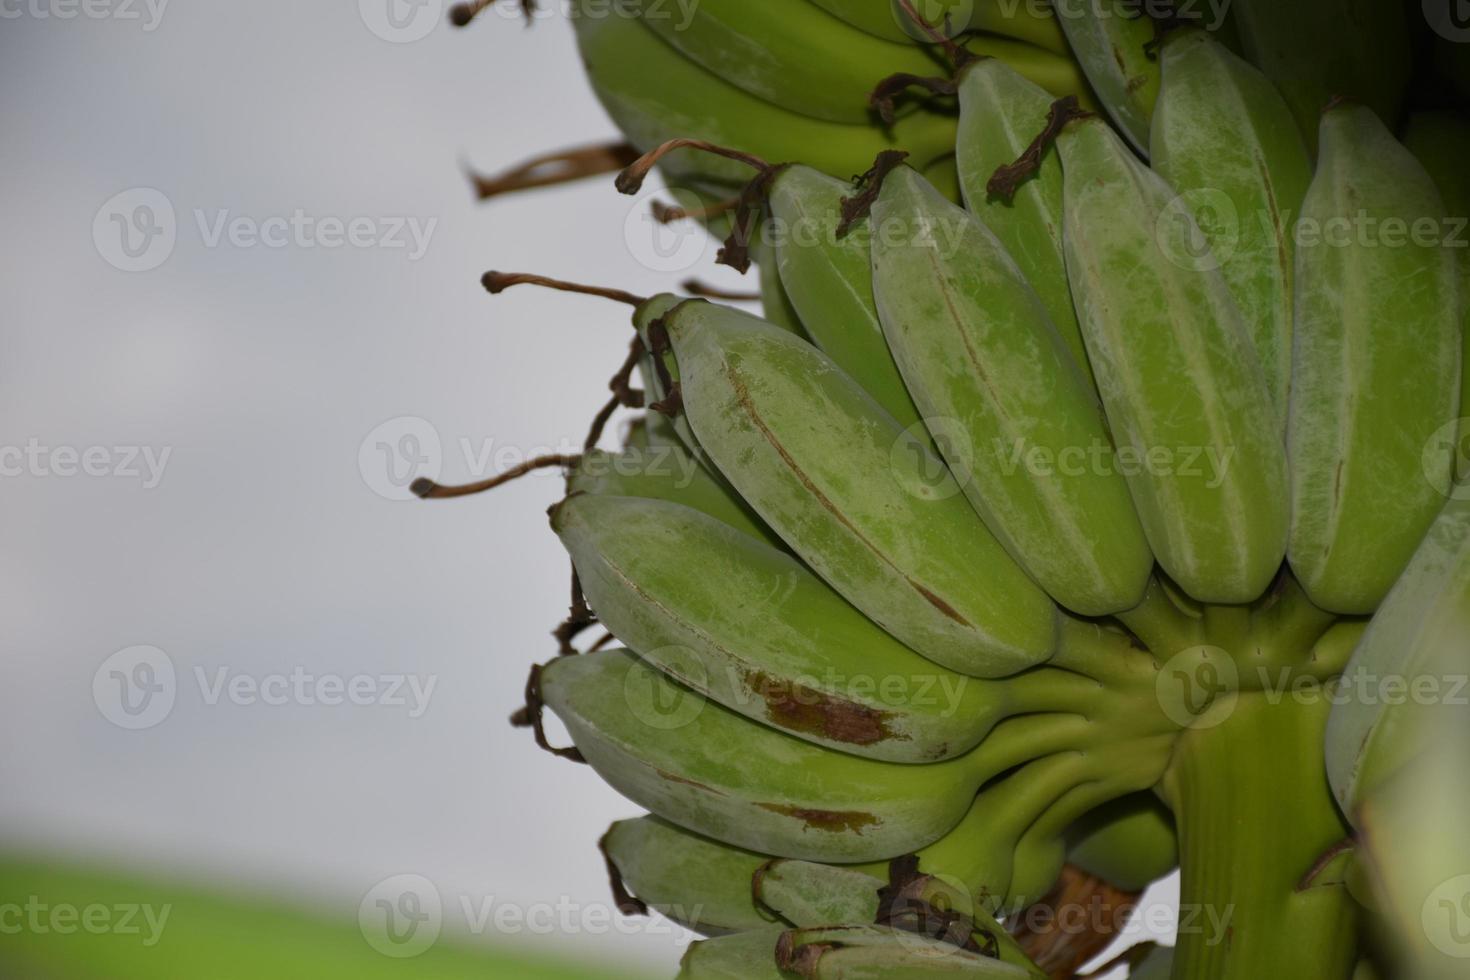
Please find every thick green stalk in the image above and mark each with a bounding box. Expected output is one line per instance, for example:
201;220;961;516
1161;693;1359;980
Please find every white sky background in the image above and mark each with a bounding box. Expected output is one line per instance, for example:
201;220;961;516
0;1;1175;973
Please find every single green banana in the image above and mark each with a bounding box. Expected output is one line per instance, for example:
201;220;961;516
954;59;1090;386
766;164;926;429
538;647;980;862
568;447;780;547
870;164;1153;616
1324;495;1470;817
775;925;1032;977
1288;103;1463;614
753;860;884;926
677;928;789;979
663;298;1059;675
600;816;775;935
1052;0;1159;154
1063;792;1178;892
751;232;807;337
1150;29;1312;429
1227;0;1411;151
1402;111;1470;456
571;6;956;189
553;492;1017;762
1057;114;1289;604
808;0;1071;55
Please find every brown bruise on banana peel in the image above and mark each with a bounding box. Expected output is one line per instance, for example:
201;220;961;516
722;363;972;628
755;803;882;836
655;769;725;796
741;669;905;748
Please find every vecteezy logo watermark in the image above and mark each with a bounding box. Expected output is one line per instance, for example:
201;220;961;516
0;439;171;488
1156;188;1240;272
1423;417;1470;501
359;0;442;42
1424;875;1470;958
359;417;443;501
0;0;169;30
1156;645;1239;729
0;898;172;946
1424;0;1470;43
890;0;976;40
93;646;177;730
93;646;438;729
94;189;439;272
623;185;716;274
360;875;443;958
624;647;708;732
996;438;1237;488
93;188;176;273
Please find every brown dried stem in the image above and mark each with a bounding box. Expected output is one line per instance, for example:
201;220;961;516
987;96;1092;202
467;142;639;201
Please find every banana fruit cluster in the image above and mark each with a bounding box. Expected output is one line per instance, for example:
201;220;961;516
453;4;1468;978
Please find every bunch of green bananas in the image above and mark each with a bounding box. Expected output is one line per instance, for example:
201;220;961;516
434;3;1470;979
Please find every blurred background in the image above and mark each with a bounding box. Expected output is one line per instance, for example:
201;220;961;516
0;2;1176;975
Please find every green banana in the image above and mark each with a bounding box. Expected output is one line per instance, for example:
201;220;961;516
662;298;1059;675
766;164;926;429
538;647;981;861
600;816;775;935
954;59;1090;385
808;0;1071;55
1063;792;1178;892
678;928;789;979
1052;0;1159;154
1324;495;1470;818
1227;0;1411;151
1130;945;1176;980
552;492;1019;762
774;925;1032;977
569;446;780;547
1057;113;1289;604
571;5;956;190
1287;103;1463;614
751;231;807;337
1402;111;1470;454
870;163;1153;616
1150;29;1312;429
753;860;884;926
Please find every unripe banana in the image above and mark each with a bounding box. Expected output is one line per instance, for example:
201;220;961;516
766;165;926;429
870;164;1153;616
1057;114;1289;603
663;299;1059;675
1063;792;1178;892
1288;103;1463;614
775;925;1033;976
538;647;981;861
1130;945;1176;979
1150;29;1312;429
1051;0;1159;154
808;0;1071;56
750;233;806;338
553;492;1015;762
627;0;1084;126
1324;495;1470;818
678;928;788;979
571;5;956;189
568;447;779;547
955;59;1090;386
753;860;884;926
601;816;775;935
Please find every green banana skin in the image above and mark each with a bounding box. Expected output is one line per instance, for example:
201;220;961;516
1287;103;1464;614
1151;29;1312;431
568;447;781;548
1058;114;1289;604
553;492;1018;762
1130;945;1176;980
1402;111;1470;456
602;816;777;935
1052;0;1159;155
677;927;790;979
665;298;1059;676
870;164;1153;616
775;925;1032;977
751;232;807;338
1064;791;1178;892
808;0;1071;55
767;165;927;430
1226;0;1410;152
1324;494;1470;817
539;648;981;862
753;860;884;926
955;59;1091;387
570;5;956;191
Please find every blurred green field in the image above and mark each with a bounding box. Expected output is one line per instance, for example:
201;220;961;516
0;856;650;979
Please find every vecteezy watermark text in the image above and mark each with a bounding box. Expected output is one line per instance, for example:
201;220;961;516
0;0;167;30
0;439;170;488
0;898;171;946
